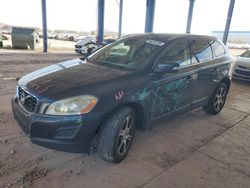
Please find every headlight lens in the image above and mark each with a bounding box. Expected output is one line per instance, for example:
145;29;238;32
45;95;98;115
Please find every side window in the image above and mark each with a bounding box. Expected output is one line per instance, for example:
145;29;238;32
210;41;225;57
191;40;213;62
158;40;191;67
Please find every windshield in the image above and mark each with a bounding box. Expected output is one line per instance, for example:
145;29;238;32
240;50;250;58
87;37;165;71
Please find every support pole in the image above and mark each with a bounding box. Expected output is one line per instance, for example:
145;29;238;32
223;0;235;44
186;0;195;34
144;0;156;33
118;0;123;38
41;0;48;52
97;0;105;45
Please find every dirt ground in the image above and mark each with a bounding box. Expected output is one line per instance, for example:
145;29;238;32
0;50;250;188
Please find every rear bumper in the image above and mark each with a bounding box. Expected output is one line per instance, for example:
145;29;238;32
11;97;103;153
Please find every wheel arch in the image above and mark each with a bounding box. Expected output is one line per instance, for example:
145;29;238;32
125;102;148;131
94;102;148;136
220;77;231;91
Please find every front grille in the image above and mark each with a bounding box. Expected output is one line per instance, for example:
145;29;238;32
235;69;250;76
18;86;38;112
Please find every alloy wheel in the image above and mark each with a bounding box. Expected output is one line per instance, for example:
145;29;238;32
213;87;226;112
117;116;134;156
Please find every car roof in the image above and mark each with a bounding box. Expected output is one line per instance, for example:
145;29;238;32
124;33;217;43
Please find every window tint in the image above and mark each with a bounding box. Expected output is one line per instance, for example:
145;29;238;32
191;40;213;62
158;40;191;67
211;41;225;57
191;56;198;64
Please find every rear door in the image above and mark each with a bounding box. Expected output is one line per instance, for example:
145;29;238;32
190;39;219;105
150;39;197;118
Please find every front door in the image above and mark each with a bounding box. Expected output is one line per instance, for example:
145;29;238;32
149;39;197;118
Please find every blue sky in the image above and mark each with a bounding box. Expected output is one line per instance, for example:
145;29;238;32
0;0;249;34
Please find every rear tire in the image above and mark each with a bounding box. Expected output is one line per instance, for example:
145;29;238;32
203;82;228;115
98;107;136;163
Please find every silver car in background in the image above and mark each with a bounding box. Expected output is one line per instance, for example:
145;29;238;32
233;49;250;81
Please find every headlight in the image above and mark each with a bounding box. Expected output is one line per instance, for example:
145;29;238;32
45;95;98;115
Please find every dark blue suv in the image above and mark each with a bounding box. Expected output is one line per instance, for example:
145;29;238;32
12;34;235;163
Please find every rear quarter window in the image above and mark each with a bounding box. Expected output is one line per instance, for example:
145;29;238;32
211;41;225;57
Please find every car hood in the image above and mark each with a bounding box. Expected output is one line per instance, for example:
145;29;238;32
236;57;250;67
18;59;135;100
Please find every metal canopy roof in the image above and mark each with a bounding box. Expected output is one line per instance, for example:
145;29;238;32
40;0;235;52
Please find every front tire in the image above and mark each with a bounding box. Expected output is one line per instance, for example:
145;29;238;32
98;107;136;163
203;82;228;115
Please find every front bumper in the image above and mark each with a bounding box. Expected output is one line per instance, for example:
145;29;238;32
233;67;250;81
75;49;84;54
75;46;87;54
11;97;103;153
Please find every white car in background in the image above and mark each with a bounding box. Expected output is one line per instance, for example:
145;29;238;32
233;49;250;81
75;36;97;55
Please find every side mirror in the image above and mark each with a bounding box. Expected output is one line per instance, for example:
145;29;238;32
156;63;180;73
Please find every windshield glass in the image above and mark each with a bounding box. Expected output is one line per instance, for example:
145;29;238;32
240;50;250;58
87;37;165;70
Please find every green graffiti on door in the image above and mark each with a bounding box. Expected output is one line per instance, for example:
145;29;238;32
137;88;150;102
136;77;189;115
